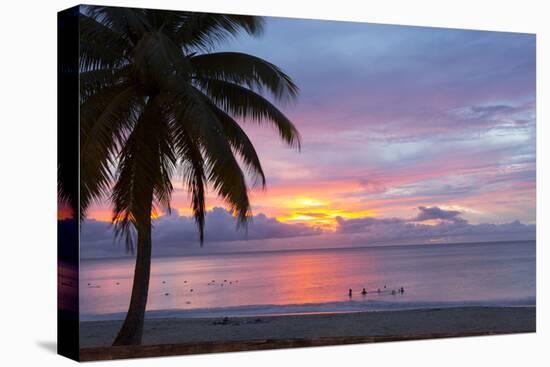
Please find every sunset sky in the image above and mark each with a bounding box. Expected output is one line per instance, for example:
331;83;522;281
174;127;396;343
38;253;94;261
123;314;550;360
82;17;536;257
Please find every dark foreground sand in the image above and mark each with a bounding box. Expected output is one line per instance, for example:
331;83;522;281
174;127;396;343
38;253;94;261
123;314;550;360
81;306;535;348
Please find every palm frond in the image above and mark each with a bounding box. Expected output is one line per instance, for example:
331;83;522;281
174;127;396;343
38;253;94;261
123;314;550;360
153;101;178;211
85;6;152;45
199;93;266;187
80;65;132;103
168;84;251;225
57;163;78;218
191;52;298;101
111;96;177;249
195;78;302;149
132;31;190;89
80;85;138;218
167;112;207;243
174;13;264;51
79;14;131;72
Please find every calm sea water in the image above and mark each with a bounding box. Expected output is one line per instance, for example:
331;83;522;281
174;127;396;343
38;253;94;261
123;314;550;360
80;241;535;320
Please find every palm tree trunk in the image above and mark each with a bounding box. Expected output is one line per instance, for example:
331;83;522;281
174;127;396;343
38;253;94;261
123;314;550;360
112;198;153;346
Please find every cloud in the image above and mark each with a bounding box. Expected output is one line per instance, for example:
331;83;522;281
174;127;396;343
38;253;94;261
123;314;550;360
335;206;535;245
413;206;464;223
451;103;535;128
79;205;535;259
80;207;322;259
154;207;322;243
358;179;386;194
233;18;535;144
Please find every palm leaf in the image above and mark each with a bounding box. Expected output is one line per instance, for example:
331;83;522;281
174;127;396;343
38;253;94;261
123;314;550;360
168;84;251;224
199;94;266;187
167;112;207;243
174;13;264;51
111;96;176;249
79;65;132;103
80;85;138;218
79;14;131;72
85;6;152;45
191;52;298;101
194;78;301;149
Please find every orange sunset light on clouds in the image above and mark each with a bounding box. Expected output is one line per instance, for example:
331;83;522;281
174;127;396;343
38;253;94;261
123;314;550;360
87;179;380;231
271;196;377;230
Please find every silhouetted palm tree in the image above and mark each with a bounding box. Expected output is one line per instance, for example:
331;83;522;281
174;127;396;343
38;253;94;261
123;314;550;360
78;6;300;345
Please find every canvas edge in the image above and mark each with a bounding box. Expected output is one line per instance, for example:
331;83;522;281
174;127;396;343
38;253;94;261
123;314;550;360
57;4;81;362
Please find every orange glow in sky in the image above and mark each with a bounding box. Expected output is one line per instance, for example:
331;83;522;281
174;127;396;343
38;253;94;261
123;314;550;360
87;181;381;231
273;196;377;230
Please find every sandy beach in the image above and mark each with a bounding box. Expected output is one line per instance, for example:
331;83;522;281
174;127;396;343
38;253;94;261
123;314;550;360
81;306;535;348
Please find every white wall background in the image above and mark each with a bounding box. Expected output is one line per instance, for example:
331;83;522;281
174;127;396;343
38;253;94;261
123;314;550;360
0;0;547;365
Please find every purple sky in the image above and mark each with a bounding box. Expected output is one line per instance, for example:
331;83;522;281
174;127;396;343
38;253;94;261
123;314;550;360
83;16;536;258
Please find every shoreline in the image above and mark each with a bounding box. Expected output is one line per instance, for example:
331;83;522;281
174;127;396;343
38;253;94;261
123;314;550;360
80;295;537;321
81;306;535;352
80;299;536;321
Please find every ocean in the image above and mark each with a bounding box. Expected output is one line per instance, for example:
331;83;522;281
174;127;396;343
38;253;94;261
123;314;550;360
79;240;535;320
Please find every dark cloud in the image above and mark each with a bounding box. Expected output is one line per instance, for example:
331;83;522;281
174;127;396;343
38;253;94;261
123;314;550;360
334;216;403;231
413;206;464;223
335;208;534;245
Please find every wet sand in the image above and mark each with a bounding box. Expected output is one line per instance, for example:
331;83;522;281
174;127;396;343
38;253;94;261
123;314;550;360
80;306;535;348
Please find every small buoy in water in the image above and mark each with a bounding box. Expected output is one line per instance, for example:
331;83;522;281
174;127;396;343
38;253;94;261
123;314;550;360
190;289;194;292
162;281;166;284
116;282;119;285
184;280;187;283
164;292;170;296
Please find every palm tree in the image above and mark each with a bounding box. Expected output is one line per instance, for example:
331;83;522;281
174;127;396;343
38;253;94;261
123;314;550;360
78;6;301;345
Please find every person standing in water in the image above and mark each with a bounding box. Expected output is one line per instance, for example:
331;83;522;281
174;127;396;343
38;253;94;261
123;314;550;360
348;288;353;298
